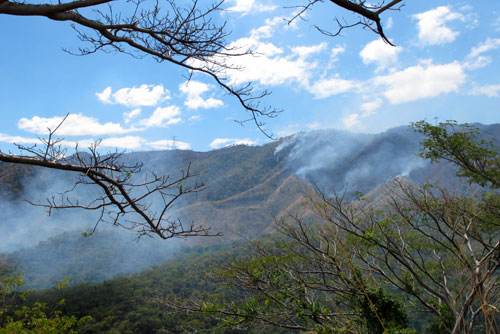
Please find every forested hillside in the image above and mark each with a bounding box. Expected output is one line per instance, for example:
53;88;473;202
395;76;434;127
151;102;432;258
2;123;500;333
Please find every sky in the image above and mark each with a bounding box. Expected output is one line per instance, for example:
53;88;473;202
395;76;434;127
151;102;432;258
0;0;499;153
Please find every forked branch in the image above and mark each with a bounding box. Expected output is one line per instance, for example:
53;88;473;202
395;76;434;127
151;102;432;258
0;116;220;239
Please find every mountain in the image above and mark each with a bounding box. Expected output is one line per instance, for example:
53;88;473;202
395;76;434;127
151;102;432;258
1;123;499;288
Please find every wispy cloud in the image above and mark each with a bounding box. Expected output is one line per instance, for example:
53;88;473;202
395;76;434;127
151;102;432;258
123;108;142;124
470;83;500;97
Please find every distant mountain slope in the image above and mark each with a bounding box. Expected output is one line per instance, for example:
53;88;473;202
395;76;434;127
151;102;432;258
2;230;187;289
1;123;499;288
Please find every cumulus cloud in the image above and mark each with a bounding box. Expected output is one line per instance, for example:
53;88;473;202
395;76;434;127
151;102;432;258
189;15;325;89
148;139;192;150
226;0;276;14
179;81;224;109
308;76;359;99
139;106;182;128
123;108;142;124
360;39;402;71
209;138;257;149
18;113;135;136
96;84;169;107
414;6;464;46
220;37;317;86
373;60;466;104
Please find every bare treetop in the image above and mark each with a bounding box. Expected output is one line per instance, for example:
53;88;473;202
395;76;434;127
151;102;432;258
0;0;282;135
0;0;404;240
0;120;220;240
288;0;403;45
0;0;404;135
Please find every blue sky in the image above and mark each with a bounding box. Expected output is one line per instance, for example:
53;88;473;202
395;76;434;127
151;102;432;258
1;0;499;153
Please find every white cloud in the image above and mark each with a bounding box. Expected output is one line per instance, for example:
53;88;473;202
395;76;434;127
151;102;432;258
308;76;359;99
190;15;325;89
226;0;276;14
330;45;346;61
386;17;394;30
463;38;500;69
179;81;224;110
469;38;500;58
188;115;201;121
98;136;147;149
414;6;464;46
0;133;40;145
123;108;142;124
139;106;182;128
343;98;383;129
64;136;150;150
148;140;192;150
374;61;466;104
463;56;491;70
360;39;402;71
18;113;135;136
96;84;169;107
209;138;257;149
96;86;112;103
218;36;318;86
342;113;360;129
277;123;301;138
360;98;383;115
470;83;500;97
292;43;327;59
306;122;321;130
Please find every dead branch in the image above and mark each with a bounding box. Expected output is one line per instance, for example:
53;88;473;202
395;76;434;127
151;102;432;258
0;116;221;240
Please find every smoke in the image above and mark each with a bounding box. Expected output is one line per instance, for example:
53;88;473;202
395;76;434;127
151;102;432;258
275;126;428;196
0;152;192;287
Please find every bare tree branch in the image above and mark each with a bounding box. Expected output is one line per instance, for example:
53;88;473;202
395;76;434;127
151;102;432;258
288;0;404;46
0;0;282;137
0;117;221;240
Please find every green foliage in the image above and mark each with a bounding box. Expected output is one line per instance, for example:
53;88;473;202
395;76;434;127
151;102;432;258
356;287;414;334
426;303;454;334
1;301;91;334
413;120;500;188
0;273;90;334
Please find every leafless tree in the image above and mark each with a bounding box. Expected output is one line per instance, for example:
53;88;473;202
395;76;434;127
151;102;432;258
0;0;404;131
0;0;404;240
0;116;221;240
309;178;500;334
